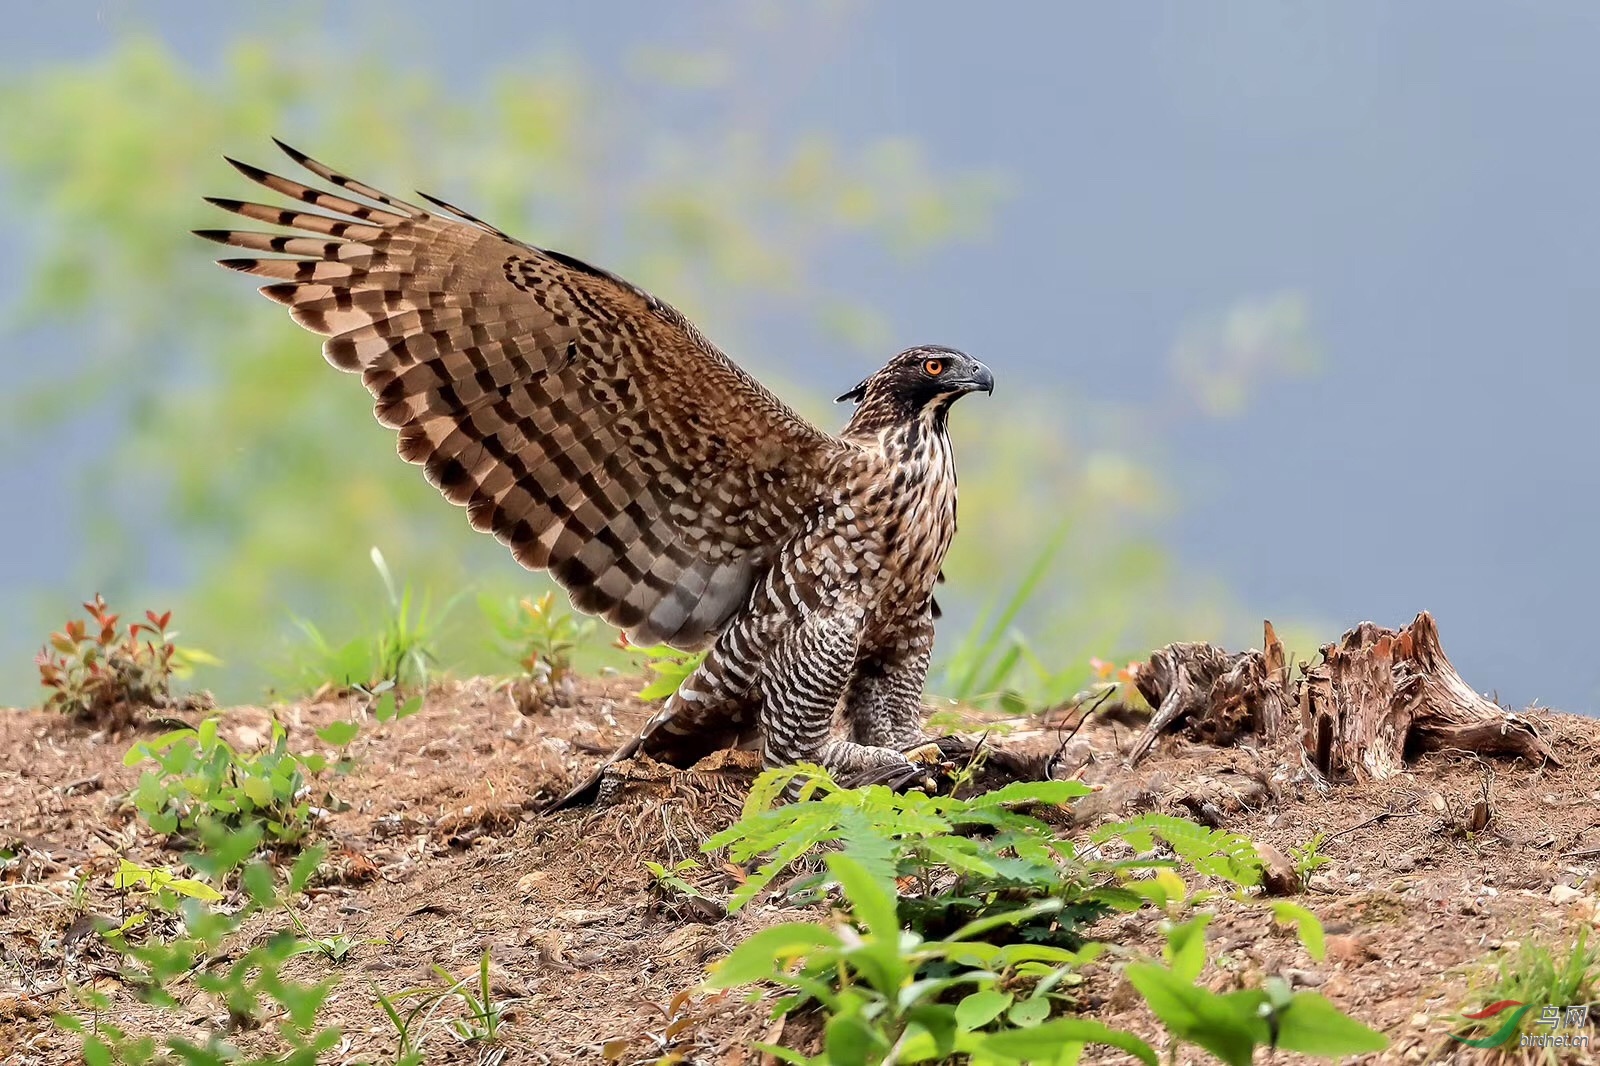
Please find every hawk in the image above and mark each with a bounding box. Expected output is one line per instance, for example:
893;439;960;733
197;140;993;809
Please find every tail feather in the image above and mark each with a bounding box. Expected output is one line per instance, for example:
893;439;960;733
542;649;762;813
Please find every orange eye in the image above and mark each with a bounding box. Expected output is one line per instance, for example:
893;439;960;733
923;358;945;376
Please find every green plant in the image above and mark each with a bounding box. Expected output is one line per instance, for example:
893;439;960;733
280;547;451;697
354;679;424;726
372;983;427;1066
436;950;513;1044
710;852;1153;1066
58;838;344;1066
372;947;520;1060
938;525;1070;709
481;589;596;687
706;767;1129;939
109;858;224;936
644;858;718;904
711;855;1383;1065
1288;830;1333;881
632;642;709;701
709;770;1385;1065
1126;953;1386;1066
933;524;1156;716
1091;813;1266;893
125;715;354;846
36;596;216;725
481;588;606;714
1452;927;1599;1052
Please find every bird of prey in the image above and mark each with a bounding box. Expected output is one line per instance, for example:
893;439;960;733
197;140;993;809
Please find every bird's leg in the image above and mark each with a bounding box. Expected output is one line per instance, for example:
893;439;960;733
841;622;963;789
846;633;934;754
759;612;920;780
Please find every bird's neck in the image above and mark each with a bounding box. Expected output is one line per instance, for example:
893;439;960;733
843;395;952;445
872;402;955;473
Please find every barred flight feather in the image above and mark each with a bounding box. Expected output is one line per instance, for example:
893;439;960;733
198;140;842;649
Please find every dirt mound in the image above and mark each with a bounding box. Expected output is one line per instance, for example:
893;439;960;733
2;679;1597;1064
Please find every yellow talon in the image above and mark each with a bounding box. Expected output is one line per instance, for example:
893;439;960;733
904;741;945;766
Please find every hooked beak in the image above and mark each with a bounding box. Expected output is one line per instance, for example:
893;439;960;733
960;361;995;395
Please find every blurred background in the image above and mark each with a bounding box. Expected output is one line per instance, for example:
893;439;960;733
3;1;1597;713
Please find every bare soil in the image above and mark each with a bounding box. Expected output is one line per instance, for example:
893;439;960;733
2;678;1598;1065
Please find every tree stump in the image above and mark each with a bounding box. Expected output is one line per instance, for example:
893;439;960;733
1128;612;1556;780
1128;621;1292;766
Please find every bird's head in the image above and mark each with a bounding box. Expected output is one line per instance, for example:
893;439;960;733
836;345;994;435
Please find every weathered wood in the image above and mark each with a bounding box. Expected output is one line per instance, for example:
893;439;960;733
1127;621;1292;766
1302;611;1555;780
1130;611;1556;781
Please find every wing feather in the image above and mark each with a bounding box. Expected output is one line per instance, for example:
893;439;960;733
200;141;845;648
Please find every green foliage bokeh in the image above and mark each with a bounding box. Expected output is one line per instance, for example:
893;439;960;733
0;20;1317;706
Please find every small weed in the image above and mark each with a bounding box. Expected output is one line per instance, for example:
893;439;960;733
36;596;216;727
631;642;708;701
373;982;426;1065
437;950;512;1044
1092;813;1266;893
373;948;519;1059
357;678;424;725
58;840;343;1066
644;858;713;901
482;589;594;684
1289;830;1333;881
938;524;1068;708
1126;939;1385;1066
707;767;1125;943
1452;928;1599;1052
281;547;451;697
109;858;224;936
709;851;1149;1065
643;858;726;921
934;525;1159;715
481;589;595;713
125;715;355;847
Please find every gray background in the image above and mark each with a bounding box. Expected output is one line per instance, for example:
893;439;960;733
3;1;1596;711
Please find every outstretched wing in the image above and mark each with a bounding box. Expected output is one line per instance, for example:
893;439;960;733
198;140;843;649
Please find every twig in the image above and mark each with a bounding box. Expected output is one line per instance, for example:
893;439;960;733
1045;685;1115;778
1061;685;1116;746
1323;806;1419;846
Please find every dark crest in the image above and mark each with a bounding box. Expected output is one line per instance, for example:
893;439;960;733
835;378;871;404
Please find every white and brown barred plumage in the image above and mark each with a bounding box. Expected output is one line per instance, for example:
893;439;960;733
197;140;993;809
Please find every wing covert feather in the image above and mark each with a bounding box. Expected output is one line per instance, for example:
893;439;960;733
199;142;845;648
